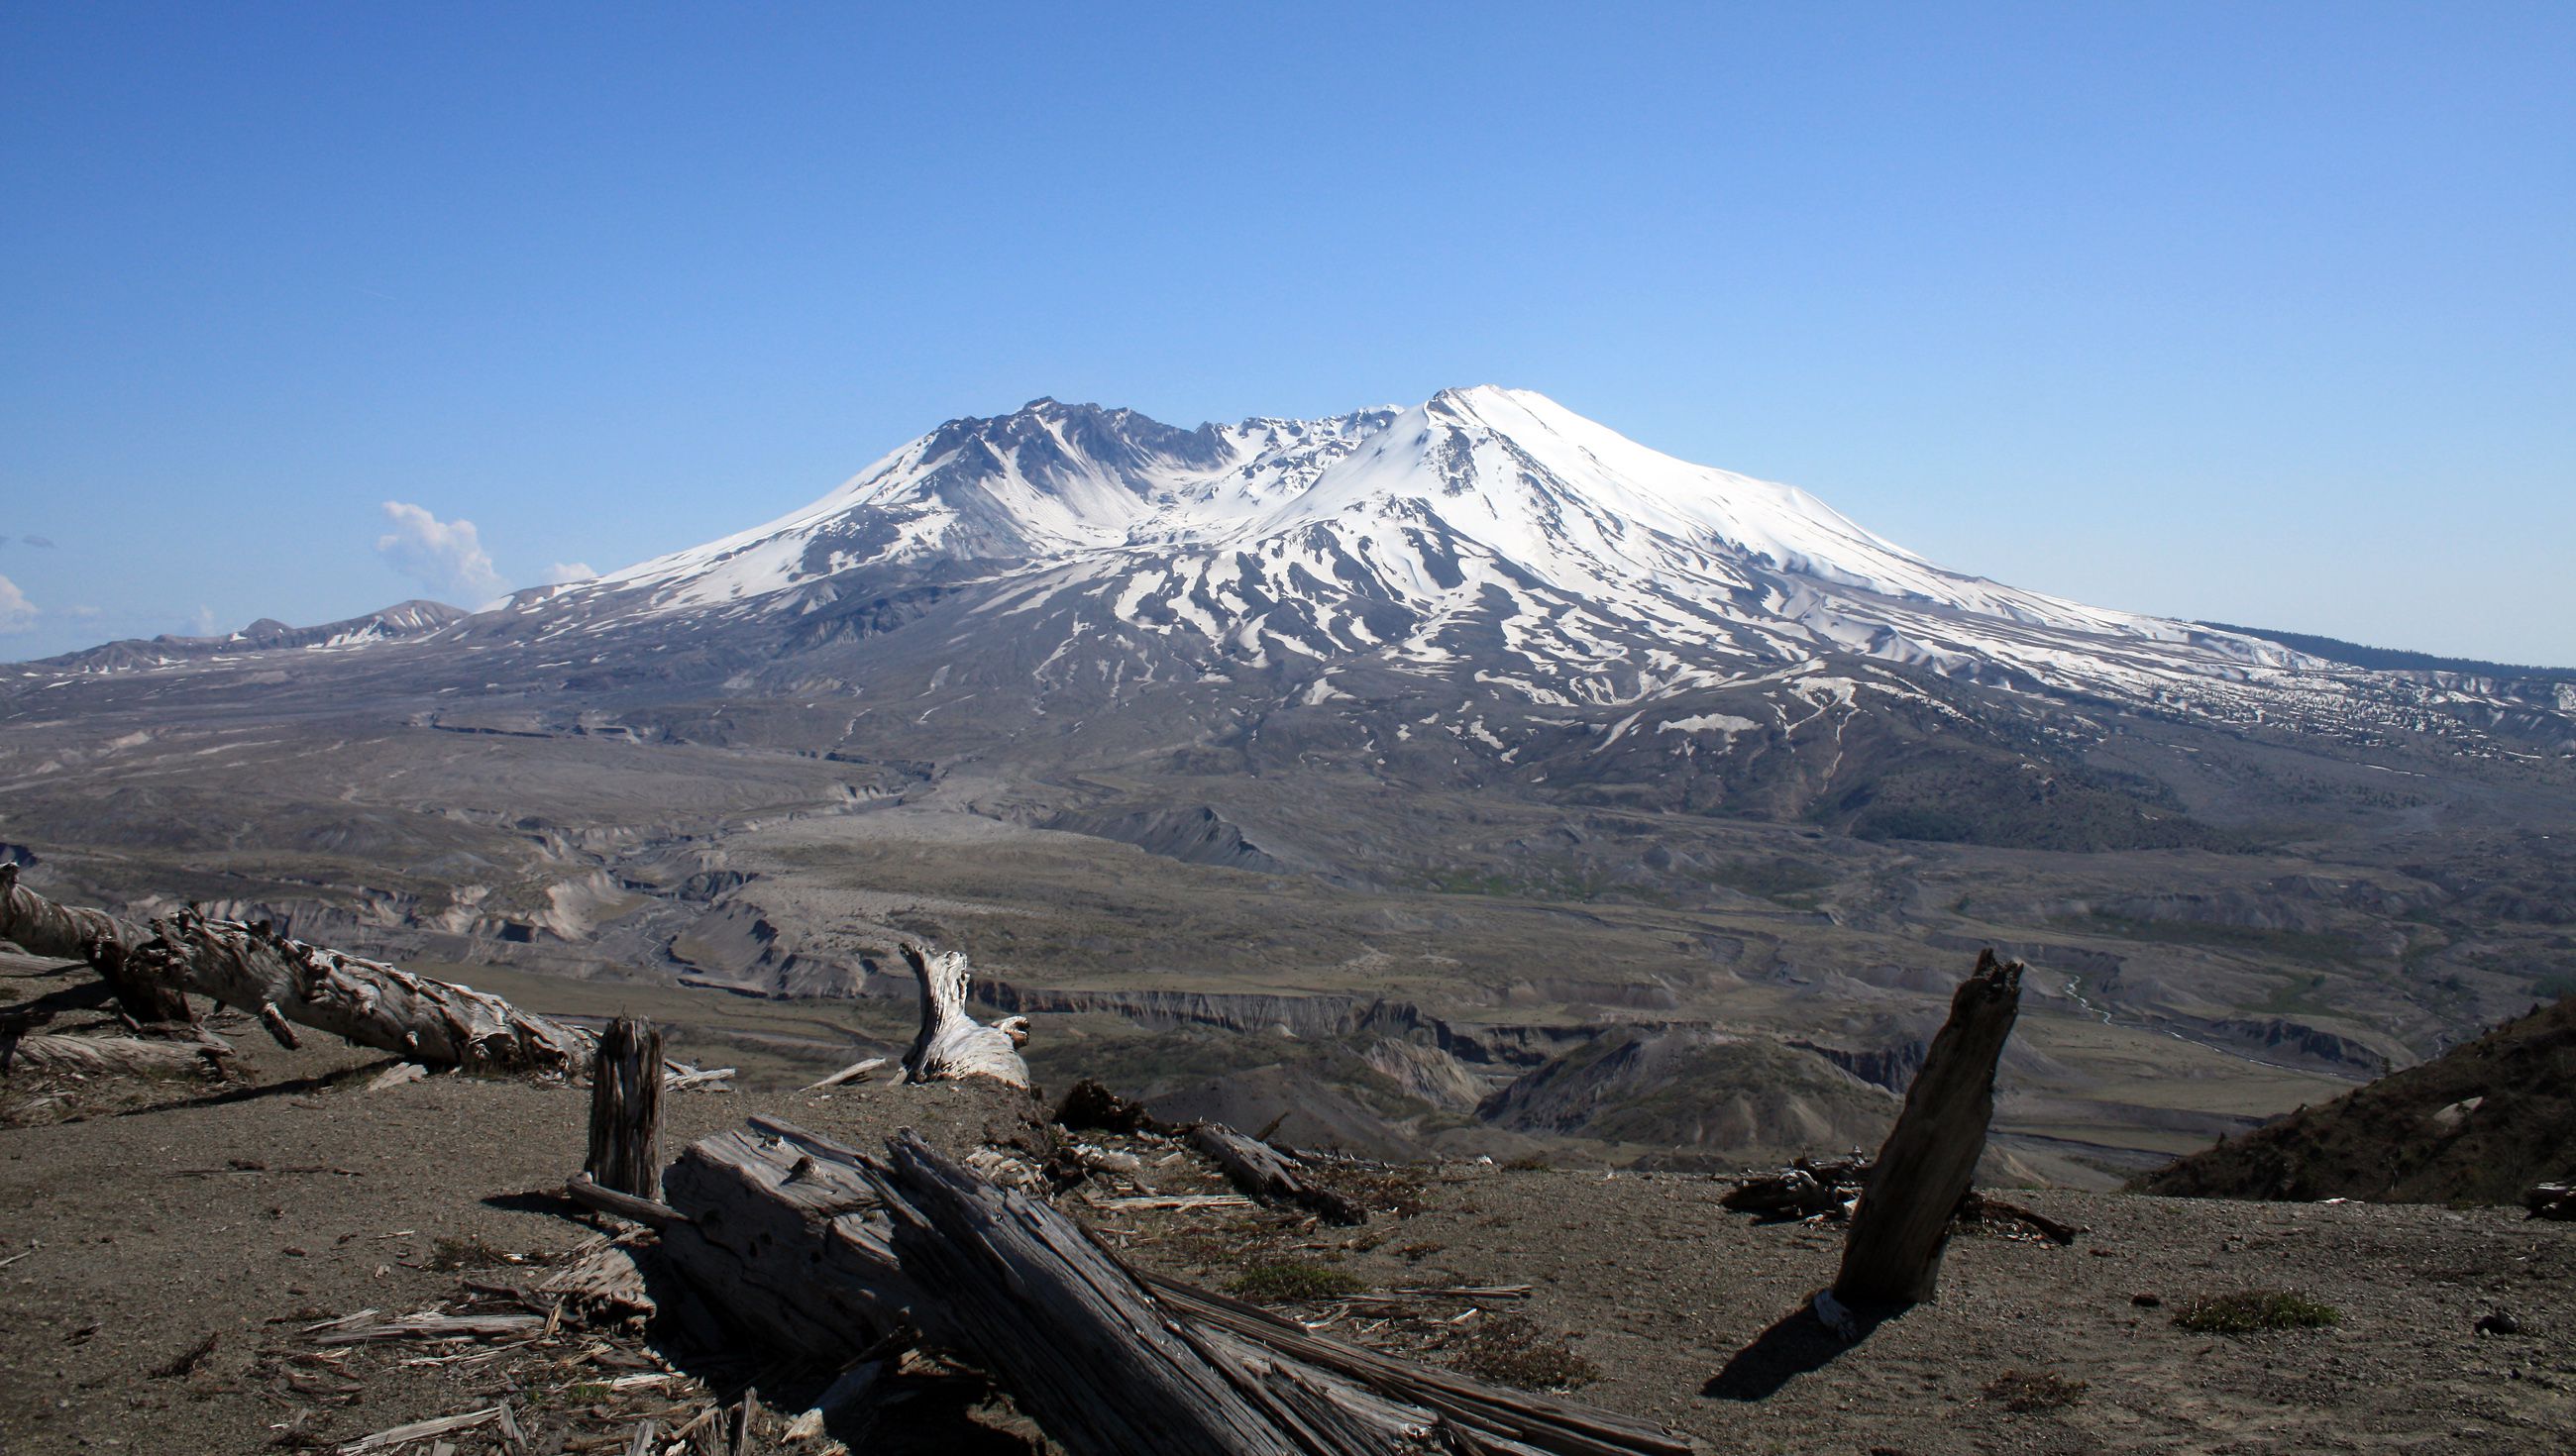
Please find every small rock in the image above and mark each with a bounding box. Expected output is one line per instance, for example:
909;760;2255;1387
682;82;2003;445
2476;1310;2522;1337
2130;1294;2163;1308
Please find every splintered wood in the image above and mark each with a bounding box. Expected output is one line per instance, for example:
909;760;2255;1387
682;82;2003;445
651;1115;1692;1456
1191;1122;1367;1225
587;1017;665;1198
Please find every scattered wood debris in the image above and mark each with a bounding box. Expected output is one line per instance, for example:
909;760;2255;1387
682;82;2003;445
1190;1120;1369;1225
648;1114;1693;1455
800;1055;887;1092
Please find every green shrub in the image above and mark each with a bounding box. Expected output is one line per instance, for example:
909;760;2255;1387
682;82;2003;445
2174;1289;2342;1333
1225;1261;1364;1303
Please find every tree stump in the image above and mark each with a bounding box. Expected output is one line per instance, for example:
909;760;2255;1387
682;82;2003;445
899;942;1030;1089
587;1017;665;1198
1833;949;2025;1308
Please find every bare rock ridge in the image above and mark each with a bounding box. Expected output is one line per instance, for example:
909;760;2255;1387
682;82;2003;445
2138;991;2576;1205
32;598;466;674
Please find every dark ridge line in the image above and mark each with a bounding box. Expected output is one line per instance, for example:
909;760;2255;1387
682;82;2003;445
2204;622;2576;681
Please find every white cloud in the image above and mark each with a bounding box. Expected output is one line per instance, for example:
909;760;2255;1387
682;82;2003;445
0;573;35;634
376;501;505;603
186;605;219;636
541;562;598;585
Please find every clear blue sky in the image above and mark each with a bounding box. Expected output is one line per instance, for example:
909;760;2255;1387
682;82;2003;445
5;3;2571;664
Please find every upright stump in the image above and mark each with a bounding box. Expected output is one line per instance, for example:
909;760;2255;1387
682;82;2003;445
1833;949;2025;1308
587;1016;665;1198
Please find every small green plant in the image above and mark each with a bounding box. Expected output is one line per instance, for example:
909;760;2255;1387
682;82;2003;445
1225;1261;1365;1303
1446;1314;1602;1391
2174;1289;2342;1334
1981;1369;2089;1411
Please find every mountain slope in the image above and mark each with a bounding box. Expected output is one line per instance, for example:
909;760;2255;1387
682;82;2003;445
2137;994;2576;1205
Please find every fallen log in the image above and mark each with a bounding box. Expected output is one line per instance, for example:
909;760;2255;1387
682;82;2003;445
652;1116;1691;1456
0;864;193;1024
0;874;597;1074
1192;1122;1366;1225
1834;949;2025;1308
1957;1191;2084;1246
1719;1159;1870;1221
2;1029;233;1079
140;907;595;1074
899;942;1029;1089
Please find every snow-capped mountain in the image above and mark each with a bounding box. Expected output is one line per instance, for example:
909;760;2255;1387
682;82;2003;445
530;385;2306;711
19;387;2569;808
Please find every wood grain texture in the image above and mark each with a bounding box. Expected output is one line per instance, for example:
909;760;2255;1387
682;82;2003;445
1834;948;2025;1307
899;942;1029;1089
650;1115;1694;1456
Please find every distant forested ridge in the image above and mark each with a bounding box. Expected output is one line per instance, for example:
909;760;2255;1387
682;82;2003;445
2206;624;2576;682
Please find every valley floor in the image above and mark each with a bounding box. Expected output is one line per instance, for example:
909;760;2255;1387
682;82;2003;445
4;961;2570;1454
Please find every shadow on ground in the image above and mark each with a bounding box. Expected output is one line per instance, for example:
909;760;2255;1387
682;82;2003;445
1703;1297;1905;1402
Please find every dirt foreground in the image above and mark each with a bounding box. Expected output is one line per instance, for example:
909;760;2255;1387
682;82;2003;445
4;965;2574;1454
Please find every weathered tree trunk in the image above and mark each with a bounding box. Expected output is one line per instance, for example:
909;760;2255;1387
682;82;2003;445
587;1017;665;1197
1192;1123;1365;1225
1833;949;2025;1308
899;942;1029;1089
2;1029;233;1079
0;872;595;1073
652;1116;1690;1456
131;907;596;1074
0;865;194;1025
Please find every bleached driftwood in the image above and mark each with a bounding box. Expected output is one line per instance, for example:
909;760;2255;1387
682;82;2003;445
0;864;193;1025
1834;949;2025;1308
803;1055;889;1092
138;907;597;1074
3;1030;233;1079
340;1404;519;1453
1;875;596;1074
651;1115;1691;1456
659;1064;736;1092
1191;1122;1366;1225
898;942;1028;1089
313;1310;546;1345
